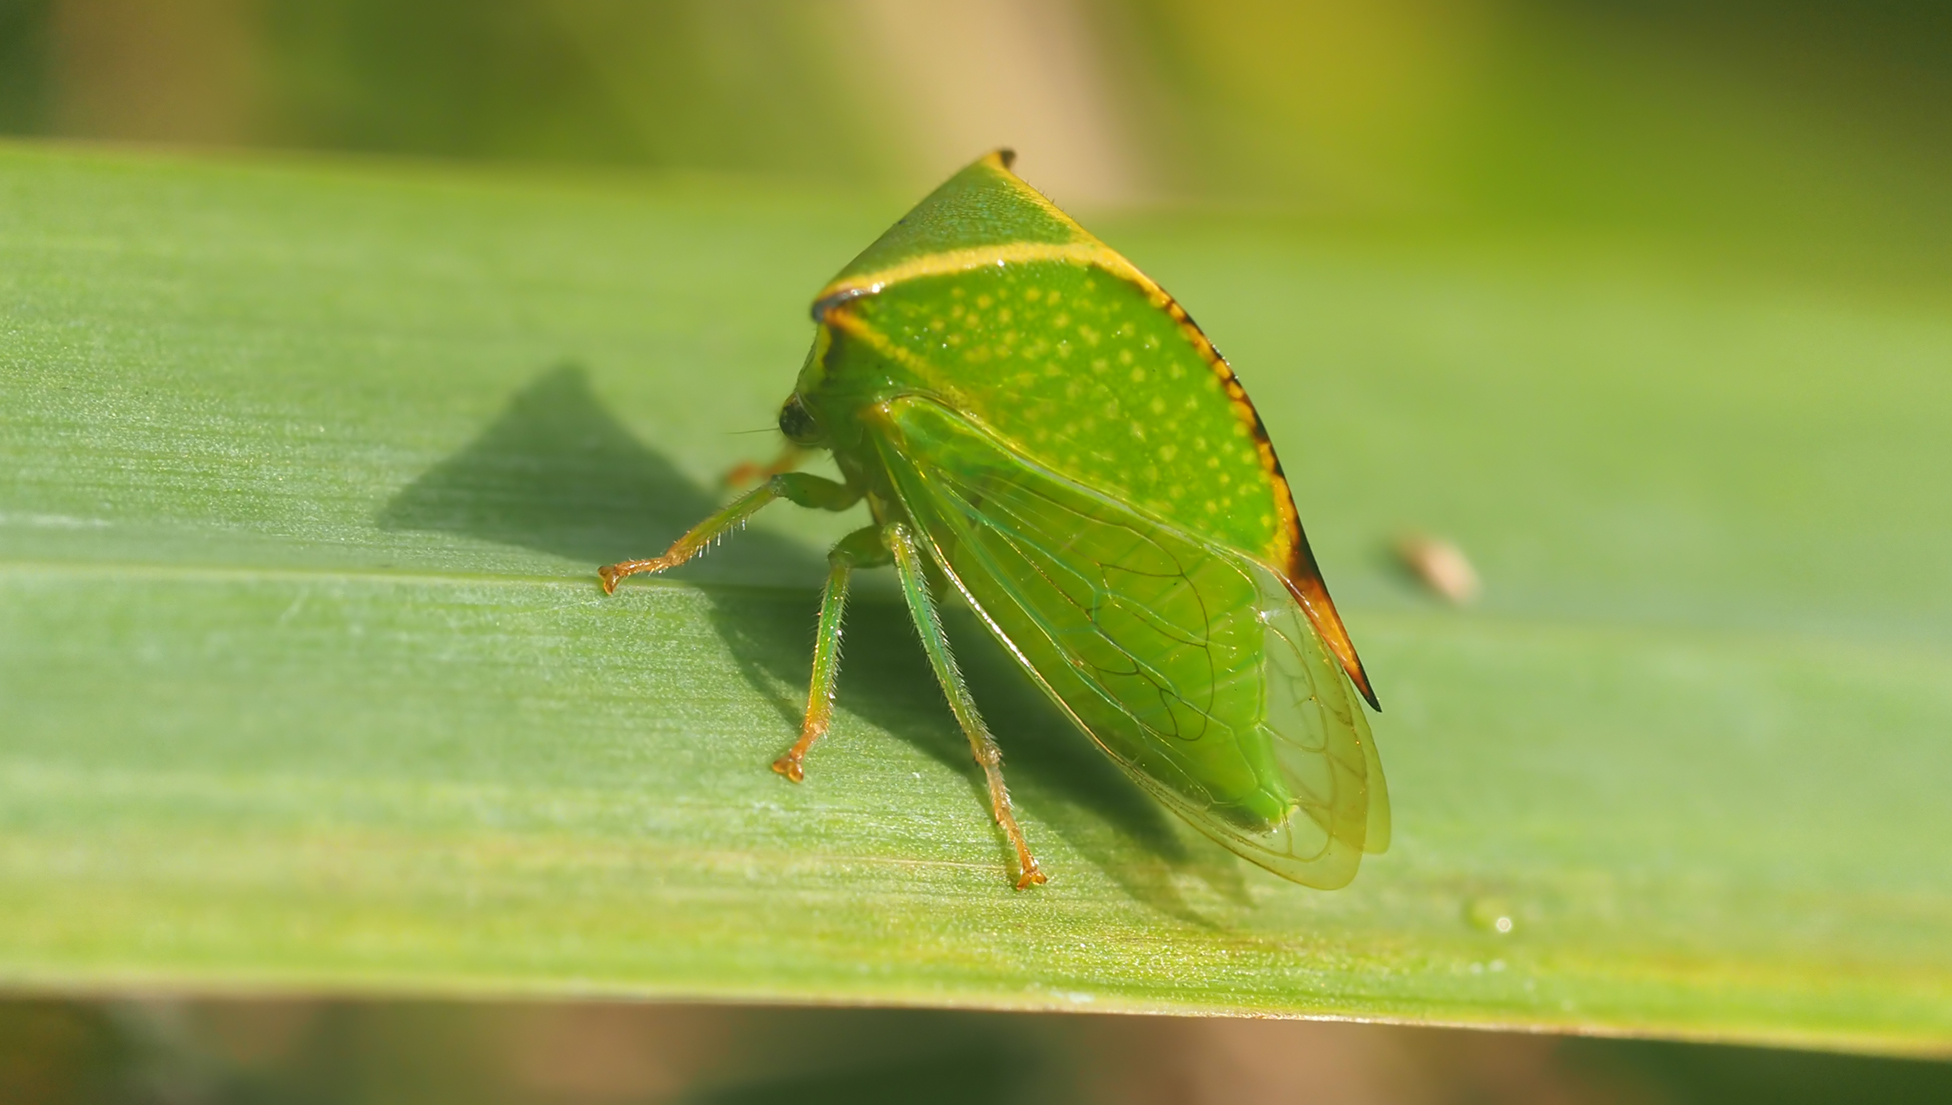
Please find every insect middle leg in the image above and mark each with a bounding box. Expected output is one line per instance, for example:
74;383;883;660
884;522;1047;889
597;473;860;592
772;525;888;783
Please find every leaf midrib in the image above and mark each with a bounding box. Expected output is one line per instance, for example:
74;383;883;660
5;556;1944;678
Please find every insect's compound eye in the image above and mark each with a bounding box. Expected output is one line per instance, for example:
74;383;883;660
777;393;821;444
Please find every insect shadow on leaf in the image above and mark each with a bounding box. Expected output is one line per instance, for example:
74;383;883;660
376;363;812;576
377;365;1240;916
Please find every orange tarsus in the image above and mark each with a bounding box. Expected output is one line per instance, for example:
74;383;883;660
1015;855;1048;890
985;757;1047;890
721;462;764;489
771;708;829;784
597;555;680;595
723;445;805;490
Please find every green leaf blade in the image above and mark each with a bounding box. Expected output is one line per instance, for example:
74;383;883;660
2;143;1949;1055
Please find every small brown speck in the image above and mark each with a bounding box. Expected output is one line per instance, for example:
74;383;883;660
1396;533;1482;605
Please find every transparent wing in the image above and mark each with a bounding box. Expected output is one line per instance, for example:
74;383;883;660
873;396;1388;888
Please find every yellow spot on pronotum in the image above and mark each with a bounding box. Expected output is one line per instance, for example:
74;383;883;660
976;294;993;309
1024;288;1042;302
1119;349;1134;365
1091;357;1108;372
1204;501;1218;513
998;307;1012;323
1129;421;1146;440
1052;312;1070;328
1130;367;1146;383
1158;444;1177;462
1149;397;1166;414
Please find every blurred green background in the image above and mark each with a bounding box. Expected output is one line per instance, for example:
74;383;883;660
7;996;1952;1105
4;0;1950;256
3;0;1949;1100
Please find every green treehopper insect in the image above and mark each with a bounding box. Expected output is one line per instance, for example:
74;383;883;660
601;150;1388;890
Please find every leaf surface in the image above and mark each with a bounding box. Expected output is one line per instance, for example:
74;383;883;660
2;144;1949;1054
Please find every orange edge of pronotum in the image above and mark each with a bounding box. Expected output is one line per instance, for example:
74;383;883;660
1155;292;1382;714
811;155;1382;712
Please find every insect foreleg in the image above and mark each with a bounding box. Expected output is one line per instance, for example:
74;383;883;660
722;444;809;490
597;474;861;593
771;525;888;783
769;472;863;512
885;522;1047;889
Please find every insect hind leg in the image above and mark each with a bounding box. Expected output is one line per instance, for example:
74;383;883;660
772;525;886;783
884;522;1047;889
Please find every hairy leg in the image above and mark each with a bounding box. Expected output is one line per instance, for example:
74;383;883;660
597;473;860;593
772;525;889;783
884;522;1046;889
